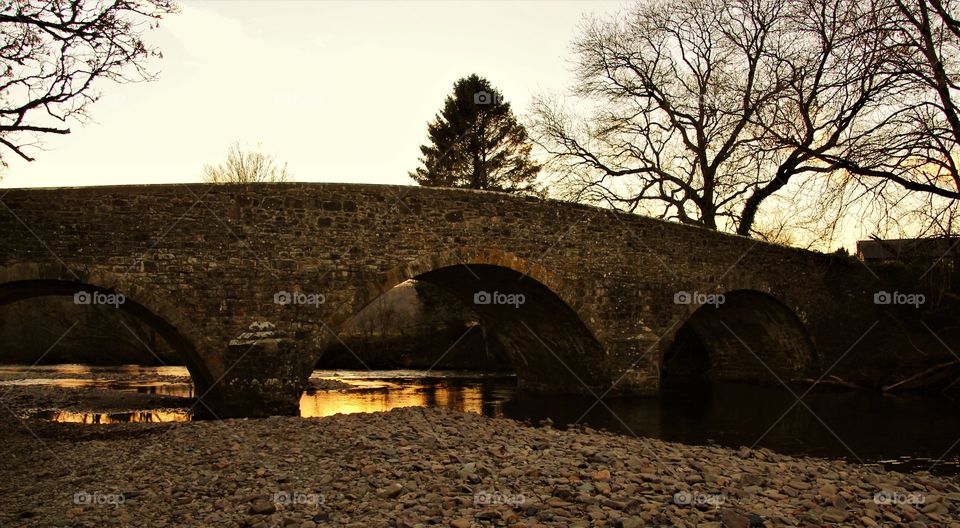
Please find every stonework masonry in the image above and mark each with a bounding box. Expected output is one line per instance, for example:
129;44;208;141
0;183;931;417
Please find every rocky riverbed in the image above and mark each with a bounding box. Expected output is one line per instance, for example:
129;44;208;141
1;387;959;528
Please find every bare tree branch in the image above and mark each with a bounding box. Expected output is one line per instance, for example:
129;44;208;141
0;0;178;168
202;142;293;184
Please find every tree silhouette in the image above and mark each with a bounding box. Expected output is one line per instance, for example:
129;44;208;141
0;0;177;168
532;0;960;240
411;74;541;194
202;142;292;183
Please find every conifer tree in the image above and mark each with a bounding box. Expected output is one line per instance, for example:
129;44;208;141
410;74;540;194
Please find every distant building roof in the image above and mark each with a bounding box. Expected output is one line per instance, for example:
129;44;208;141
856;237;960;261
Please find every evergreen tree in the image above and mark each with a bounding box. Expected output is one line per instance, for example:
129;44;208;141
410;74;541;194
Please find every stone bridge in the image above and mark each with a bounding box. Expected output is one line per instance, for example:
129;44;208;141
0;183;913;417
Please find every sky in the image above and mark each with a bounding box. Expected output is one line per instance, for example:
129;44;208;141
0;0;624;189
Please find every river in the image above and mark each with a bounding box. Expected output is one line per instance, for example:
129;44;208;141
2;364;958;476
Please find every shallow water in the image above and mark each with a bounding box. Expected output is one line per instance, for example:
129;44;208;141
27;408;193;424
2;365;959;475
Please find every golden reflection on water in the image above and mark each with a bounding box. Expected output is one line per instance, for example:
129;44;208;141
299;378;488;418
33;409;192;424
6;366;513;423
0;364;190;378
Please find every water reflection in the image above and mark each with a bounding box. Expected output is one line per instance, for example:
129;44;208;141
0;364;188;378
502;383;960;474
0;364;193;397
130;383;193;398
29;409;192;424
300;371;512;418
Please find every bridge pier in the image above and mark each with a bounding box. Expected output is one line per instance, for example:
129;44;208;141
595;336;662;397
197;323;310;419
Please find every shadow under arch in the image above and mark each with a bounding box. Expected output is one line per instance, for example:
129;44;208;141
346;250;608;394
356;249;583;317
0;279;215;401
661;289;817;390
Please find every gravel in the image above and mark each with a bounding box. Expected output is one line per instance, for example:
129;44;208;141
1;395;959;527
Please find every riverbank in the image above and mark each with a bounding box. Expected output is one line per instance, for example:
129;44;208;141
1;395;959;528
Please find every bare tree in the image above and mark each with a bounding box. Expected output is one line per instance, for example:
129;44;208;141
767;0;960;243
532;0;960;239
531;0;791;232
0;0;177;167
738;0;908;235
202;142;292;183
772;0;960;202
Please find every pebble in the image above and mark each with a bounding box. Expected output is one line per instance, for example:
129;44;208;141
1;400;958;527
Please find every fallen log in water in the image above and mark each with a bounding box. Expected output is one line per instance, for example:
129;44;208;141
882;359;960;391
791;375;865;390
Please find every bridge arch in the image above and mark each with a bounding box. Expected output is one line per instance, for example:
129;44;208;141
661;289;816;388
345;250;607;393
0;264;215;398
357;248;582;317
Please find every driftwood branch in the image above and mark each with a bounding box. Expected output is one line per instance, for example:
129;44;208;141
792;375;865;390
882;359;960;391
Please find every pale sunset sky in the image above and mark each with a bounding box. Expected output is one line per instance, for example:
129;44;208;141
2;0;893;251
0;0;623;189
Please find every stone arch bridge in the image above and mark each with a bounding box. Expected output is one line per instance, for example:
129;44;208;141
0;184;907;417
